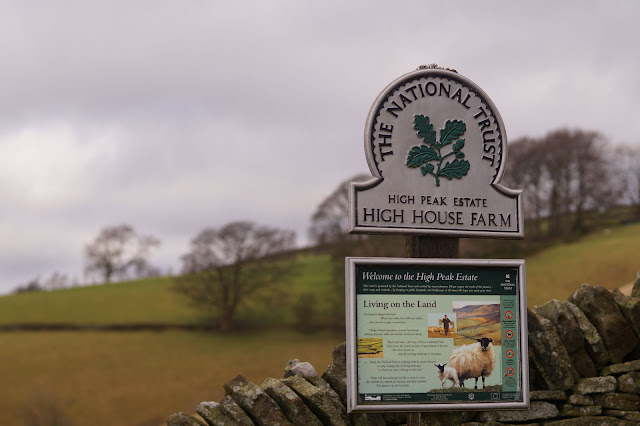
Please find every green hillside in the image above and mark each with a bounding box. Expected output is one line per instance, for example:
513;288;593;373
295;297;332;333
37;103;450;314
2;226;639;325
0;254;335;326
524;223;640;306
0;276;202;325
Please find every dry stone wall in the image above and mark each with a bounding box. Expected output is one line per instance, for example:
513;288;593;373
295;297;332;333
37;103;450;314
168;278;640;425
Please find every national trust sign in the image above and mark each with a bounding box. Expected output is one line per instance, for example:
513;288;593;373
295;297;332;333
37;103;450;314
349;67;523;238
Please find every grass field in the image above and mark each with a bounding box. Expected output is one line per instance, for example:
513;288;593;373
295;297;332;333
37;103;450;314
0;276;205;325
0;254;334;326
523;223;640;307
0;330;343;426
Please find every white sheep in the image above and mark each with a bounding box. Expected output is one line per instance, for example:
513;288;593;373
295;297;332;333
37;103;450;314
434;363;458;388
449;337;495;389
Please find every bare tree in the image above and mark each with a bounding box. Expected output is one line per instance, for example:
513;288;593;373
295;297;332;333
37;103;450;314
505;137;548;236
13;272;70;293
43;272;69;290
13;277;43;294
309;174;404;327
309;173;369;245
542;130;574;236
505;129;618;238
173;221;296;331
615;144;640;219
84;224;160;283
309;173;404;255
570;131;616;232
543;129;617;234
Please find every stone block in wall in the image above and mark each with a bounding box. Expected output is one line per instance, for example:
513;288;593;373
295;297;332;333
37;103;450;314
604;409;640;422
535;300;598;377
574;376;617;394
542;416;640;425
350;412;387;426
610;289;640;337
631;272;640;298
565;302;610;367
419;411;475;425
282;374;351;426
223;375;291;426
592;392;640;411
261;378;322;426
167;412;207;426
530;390;567;401
567;393;593;405
600;359;640;376
219;395;255;425
528;346;546;391
475;400;559;422
322;342;347;404
285;359;332;392
196;401;237;426
611;289;640;359
380;412;407;426
568;285;638;363
558;403;602;416
528;308;576;390
284;359;319;380
617;371;640;393
284;358;348;414
285;358;343;407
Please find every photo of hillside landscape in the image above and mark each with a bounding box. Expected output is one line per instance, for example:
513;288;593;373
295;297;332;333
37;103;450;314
453;302;502;346
357;337;384;358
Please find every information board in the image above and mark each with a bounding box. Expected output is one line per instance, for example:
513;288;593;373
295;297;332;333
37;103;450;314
345;257;529;412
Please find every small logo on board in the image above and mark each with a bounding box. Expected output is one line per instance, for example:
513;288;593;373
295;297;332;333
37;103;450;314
406;114;470;187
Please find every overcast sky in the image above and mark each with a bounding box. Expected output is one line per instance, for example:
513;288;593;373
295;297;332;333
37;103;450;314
1;1;639;293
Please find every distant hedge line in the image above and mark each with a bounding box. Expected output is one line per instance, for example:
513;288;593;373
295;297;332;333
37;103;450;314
0;323;216;332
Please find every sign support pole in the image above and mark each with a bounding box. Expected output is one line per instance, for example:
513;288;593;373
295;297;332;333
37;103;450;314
405;236;459;259
406;235;458;426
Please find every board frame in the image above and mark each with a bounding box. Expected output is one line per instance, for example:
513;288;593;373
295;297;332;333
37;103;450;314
345;257;529;412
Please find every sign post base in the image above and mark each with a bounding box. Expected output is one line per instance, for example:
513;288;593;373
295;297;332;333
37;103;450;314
406;236;459;426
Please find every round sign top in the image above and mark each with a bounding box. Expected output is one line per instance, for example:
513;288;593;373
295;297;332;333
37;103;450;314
364;68;507;187
349;67;523;238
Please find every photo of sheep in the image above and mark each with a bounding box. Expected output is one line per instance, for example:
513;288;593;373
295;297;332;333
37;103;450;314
429;336;499;392
452;300;501;346
434;363;458;388
449;336;496;389
427;313;457;338
357;337;383;358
